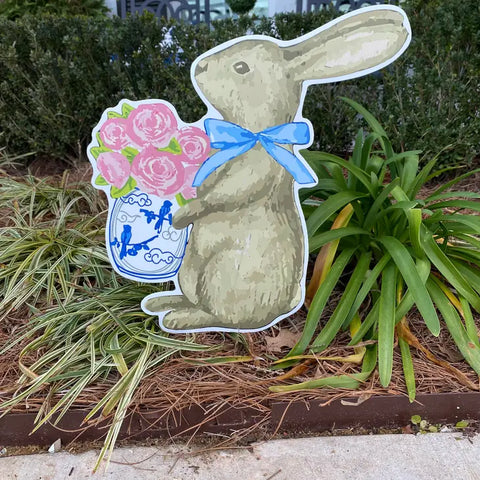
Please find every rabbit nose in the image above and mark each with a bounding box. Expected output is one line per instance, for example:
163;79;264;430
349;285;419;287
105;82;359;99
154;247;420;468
195;60;208;76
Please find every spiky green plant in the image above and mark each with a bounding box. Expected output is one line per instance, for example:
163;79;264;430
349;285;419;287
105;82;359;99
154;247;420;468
272;98;480;398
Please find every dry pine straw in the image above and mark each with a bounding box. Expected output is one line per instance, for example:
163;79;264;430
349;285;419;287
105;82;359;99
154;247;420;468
0;169;479;444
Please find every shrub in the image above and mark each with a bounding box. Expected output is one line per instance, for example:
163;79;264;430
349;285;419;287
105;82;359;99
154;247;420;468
0;1;478;167
379;0;480;167
0;0;109;19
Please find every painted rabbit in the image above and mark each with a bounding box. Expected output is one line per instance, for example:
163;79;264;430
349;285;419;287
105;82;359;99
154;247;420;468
142;5;411;333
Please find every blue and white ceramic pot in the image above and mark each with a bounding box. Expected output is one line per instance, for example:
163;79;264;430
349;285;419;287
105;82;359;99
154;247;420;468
106;189;188;282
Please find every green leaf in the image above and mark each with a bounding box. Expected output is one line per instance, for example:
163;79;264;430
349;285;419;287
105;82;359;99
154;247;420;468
312;250;372;352
310;152;376;196
450;247;480;264
110;177;137;199
284;247;356;362
459;297;480;349
351;129;363;168
94;175;109;186
429;168;480;197
411;415;422;425
378;262;397;387
175;192;189;207
306;191;365;238
422;229;480;312
363;178;399;231
368;201;421;232
345;253;391;327
90;145;111;159
269;372;364;391
121;146;139;163
159;137;182;155
428;199;480;213
300;151;333;184
427;279;480;375
426;191;480;202
308;227;369;253
409;156;438;198
399;336;416;402
107;111;123;119
361;132;384;171
121;103;134;118
108;332;128;376
299;180;340;202
96;131;105;147
442;214;480;232
399;153;419;192
456;420;469;429
394;257;431;323
379;236;440;335
451;261;480;295
408;209;424;258
349;298;380;345
340;97;387;137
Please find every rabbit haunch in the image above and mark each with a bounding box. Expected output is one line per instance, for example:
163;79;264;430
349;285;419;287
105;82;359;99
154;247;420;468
142;6;411;332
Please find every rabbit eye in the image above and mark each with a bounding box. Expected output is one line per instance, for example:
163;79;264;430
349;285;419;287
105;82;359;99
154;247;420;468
233;61;251;75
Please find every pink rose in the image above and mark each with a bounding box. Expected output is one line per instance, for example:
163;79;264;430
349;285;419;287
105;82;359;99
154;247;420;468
131;145;185;198
127;103;178;148
177;126;210;164
99;118;133;151
181;164;199;199
97;152;131;189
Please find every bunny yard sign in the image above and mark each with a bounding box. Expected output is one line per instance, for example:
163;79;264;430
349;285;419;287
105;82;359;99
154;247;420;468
88;5;412;334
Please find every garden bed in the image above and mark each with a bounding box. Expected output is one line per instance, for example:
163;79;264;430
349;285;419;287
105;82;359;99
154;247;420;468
0;163;479;461
1;297;480;449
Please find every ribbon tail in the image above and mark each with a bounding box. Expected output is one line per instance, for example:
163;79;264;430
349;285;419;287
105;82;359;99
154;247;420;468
260;139;317;185
192;141;256;187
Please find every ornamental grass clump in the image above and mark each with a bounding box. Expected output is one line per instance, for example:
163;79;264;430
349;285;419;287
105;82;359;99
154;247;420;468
0;283;211;471
0;175;109;319
0;174;211;470
273;98;480;399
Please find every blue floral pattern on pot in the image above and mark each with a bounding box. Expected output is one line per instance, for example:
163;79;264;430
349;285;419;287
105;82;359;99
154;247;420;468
107;189;188;281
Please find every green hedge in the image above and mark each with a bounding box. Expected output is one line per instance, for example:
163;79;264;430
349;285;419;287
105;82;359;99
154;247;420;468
0;0;108;19
0;0;478;167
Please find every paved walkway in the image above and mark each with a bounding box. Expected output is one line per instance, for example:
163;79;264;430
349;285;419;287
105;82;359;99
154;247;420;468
1;433;479;480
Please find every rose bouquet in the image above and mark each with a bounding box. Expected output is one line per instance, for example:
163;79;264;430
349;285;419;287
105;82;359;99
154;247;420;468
89;101;210;203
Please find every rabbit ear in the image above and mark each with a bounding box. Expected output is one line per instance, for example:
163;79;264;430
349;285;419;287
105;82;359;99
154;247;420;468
284;6;411;84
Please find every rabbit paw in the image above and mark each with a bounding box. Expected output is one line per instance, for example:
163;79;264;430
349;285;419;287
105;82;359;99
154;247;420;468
173;200;203;229
162;307;219;331
142;294;188;313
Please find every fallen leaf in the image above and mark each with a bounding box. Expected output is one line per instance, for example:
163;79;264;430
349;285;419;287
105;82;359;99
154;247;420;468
402;424;414;434
265;330;302;353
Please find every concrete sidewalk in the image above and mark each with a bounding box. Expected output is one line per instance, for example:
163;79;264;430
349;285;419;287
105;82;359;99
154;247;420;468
1;433;479;480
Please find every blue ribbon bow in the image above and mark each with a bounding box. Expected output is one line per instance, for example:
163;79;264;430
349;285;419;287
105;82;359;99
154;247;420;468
192;119;316;187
